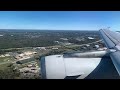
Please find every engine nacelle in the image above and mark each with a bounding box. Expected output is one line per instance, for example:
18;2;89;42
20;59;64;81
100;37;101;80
40;50;110;79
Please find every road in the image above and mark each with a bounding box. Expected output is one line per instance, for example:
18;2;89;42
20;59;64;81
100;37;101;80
64;39;102;48
74;39;102;46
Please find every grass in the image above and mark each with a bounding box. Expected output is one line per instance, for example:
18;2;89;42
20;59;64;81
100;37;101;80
0;62;21;79
0;63;12;70
0;56;14;63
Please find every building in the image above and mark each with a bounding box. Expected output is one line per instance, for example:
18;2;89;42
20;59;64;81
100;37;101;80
33;47;46;50
88;37;94;40
0;35;3;37
86;44;90;47
4;54;10;57
60;38;68;41
52;48;58;50
95;45;99;49
98;47;107;51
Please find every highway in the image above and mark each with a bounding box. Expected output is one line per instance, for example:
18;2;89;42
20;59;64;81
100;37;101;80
64;39;102;48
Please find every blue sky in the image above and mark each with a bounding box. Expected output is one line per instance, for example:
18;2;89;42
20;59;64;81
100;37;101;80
0;11;120;31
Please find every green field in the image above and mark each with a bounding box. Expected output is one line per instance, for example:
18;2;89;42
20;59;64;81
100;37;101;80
0;63;12;70
0;56;14;63
0;62;20;79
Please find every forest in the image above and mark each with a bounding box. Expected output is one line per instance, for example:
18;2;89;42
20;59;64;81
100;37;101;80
0;30;100;49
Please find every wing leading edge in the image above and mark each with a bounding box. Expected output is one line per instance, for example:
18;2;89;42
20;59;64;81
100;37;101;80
99;29;120;75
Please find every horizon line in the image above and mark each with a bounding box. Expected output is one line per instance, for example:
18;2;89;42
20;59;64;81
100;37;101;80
0;29;99;31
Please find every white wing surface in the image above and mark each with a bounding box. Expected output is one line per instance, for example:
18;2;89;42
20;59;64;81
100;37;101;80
99;29;120;75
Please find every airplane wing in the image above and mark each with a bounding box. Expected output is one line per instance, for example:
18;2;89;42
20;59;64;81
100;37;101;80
99;29;120;75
